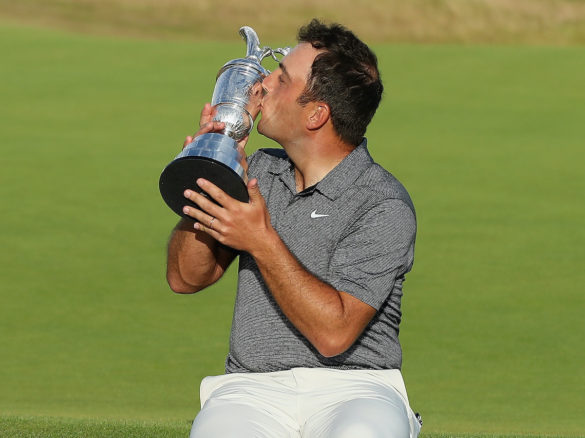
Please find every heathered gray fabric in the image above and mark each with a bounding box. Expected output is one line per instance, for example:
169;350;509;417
225;140;416;373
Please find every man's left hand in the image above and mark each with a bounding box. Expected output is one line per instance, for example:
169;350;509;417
182;178;273;254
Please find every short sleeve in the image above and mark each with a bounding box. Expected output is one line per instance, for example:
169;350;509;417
328;199;416;309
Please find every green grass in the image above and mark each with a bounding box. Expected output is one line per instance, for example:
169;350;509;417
0;416;576;438
1;22;584;436
0;416;191;438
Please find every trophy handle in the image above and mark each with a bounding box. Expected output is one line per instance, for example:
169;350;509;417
239;26;291;63
240;26;268;61
270;47;291;62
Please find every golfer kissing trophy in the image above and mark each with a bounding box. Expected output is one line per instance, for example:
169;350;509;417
159;26;290;217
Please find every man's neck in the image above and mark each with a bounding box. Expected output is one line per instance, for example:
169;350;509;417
287;137;355;193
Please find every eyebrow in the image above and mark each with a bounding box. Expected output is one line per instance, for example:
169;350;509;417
279;62;290;79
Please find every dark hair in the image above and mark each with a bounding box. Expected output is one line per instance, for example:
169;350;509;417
297;19;383;146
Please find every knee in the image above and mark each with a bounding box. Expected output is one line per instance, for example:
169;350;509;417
331;422;382;438
325;398;411;438
190;400;291;438
329;419;409;438
190;402;247;438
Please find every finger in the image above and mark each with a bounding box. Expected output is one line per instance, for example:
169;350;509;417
194;120;226;138
184;119;225;151
247;178;262;204
183;135;194;149
237;135;249;151
184;189;224;220
181;204;211;225
182;206;223;241
194;221;223;241
196;179;235;208
199;103;214;127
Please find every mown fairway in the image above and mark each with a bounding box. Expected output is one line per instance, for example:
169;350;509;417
1;22;584;437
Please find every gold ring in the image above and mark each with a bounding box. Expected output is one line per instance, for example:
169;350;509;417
209;217;215;230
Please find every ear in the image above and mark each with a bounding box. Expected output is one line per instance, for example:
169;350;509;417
306;102;330;130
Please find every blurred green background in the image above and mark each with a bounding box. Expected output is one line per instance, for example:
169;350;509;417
1;1;584;436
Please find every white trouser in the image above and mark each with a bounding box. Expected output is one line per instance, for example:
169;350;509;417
190;367;421;438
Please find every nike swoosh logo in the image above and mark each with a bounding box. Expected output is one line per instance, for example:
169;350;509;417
311;210;329;219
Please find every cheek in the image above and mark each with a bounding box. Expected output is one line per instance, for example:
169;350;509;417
274;93;297;118
260;90;302;134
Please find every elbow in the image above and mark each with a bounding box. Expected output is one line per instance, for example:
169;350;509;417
166;272;202;294
313;332;356;358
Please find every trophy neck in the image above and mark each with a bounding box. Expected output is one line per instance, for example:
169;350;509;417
216;59;269;80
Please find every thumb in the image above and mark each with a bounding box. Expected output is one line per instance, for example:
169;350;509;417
247;178;262;203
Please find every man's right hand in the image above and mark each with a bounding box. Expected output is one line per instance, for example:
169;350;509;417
182;103;224;148
182;103;249;179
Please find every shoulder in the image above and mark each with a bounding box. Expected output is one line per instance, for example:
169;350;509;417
334;141;415;217
354;162;416;218
248;148;289;174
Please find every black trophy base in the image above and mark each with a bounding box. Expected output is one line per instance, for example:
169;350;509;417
159;156;248;218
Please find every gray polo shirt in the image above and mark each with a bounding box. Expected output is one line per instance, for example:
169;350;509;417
225;140;416;373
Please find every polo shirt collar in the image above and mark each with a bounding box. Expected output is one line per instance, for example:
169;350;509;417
266;153;296;194
267;138;373;200
314;139;373;200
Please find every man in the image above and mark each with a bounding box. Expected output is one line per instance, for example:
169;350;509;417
166;19;421;438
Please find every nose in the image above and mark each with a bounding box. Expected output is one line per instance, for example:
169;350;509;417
261;71;275;94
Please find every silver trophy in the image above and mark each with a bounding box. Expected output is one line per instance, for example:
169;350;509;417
159;26;290;217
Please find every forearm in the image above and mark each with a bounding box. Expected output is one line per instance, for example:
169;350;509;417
250;229;375;357
166;218;235;293
177;177;375;353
